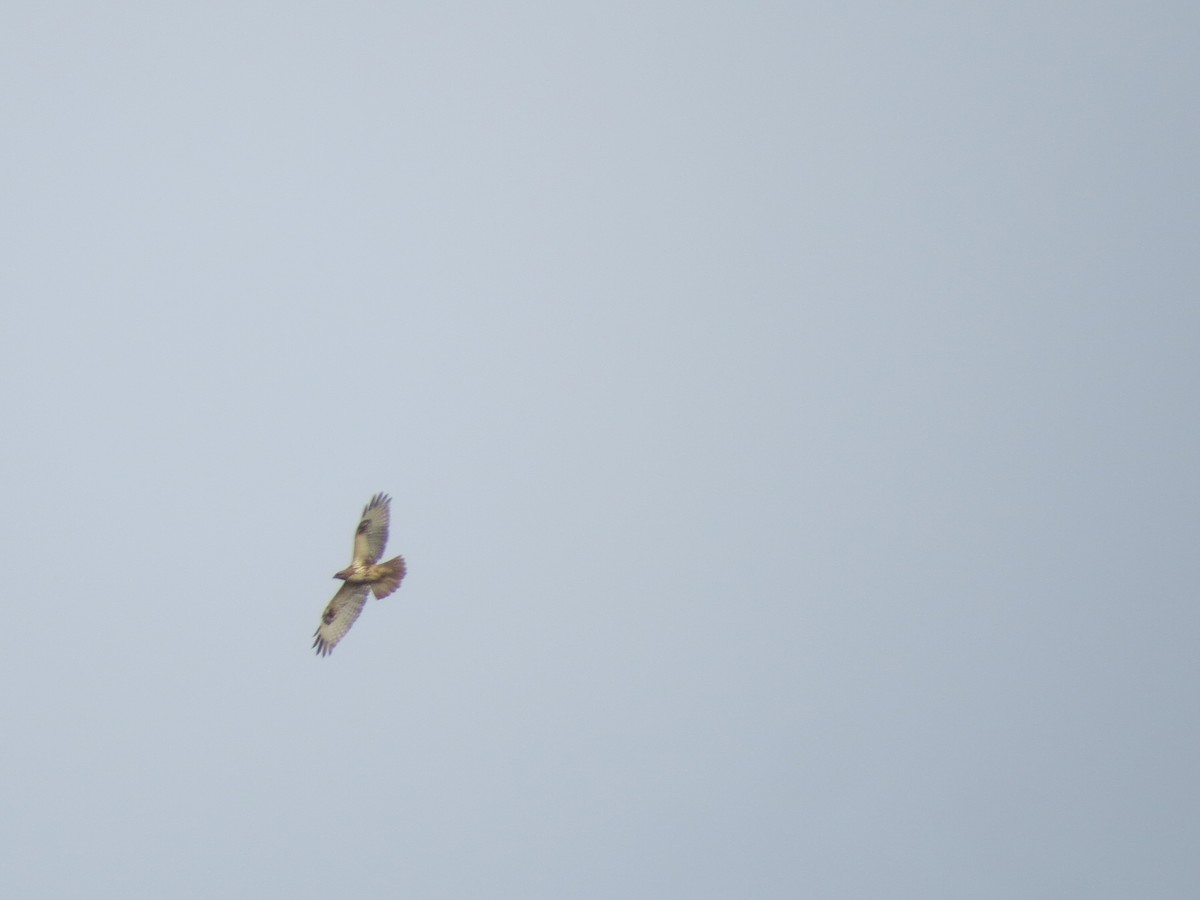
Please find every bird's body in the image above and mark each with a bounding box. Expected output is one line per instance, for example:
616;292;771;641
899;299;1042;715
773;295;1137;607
335;561;406;592
313;493;406;656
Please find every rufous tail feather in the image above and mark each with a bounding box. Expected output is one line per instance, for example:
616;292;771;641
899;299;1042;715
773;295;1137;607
371;556;406;599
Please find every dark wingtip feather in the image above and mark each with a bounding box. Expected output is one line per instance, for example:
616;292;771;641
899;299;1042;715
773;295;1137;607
364;492;391;514
313;631;332;657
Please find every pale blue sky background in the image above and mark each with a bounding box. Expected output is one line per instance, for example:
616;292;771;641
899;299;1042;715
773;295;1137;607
2;2;1197;897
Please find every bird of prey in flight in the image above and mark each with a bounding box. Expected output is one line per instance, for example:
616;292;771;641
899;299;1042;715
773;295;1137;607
313;493;406;656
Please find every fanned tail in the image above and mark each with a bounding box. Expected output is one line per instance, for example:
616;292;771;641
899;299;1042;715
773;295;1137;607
371;555;407;599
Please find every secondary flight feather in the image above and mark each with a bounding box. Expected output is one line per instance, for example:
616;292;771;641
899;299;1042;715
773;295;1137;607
313;493;407;656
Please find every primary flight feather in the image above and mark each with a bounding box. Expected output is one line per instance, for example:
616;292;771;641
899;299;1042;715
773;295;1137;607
313;493;407;656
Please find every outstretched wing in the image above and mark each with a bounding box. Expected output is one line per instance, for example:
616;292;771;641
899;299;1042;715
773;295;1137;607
313;583;371;656
351;493;391;566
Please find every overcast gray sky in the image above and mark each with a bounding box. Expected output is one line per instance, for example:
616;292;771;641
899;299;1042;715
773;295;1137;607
2;2;1197;897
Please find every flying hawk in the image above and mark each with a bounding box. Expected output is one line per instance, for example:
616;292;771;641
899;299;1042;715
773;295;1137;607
313;493;407;656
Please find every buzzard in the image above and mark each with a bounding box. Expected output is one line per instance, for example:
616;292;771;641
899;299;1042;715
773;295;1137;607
313;493;407;656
